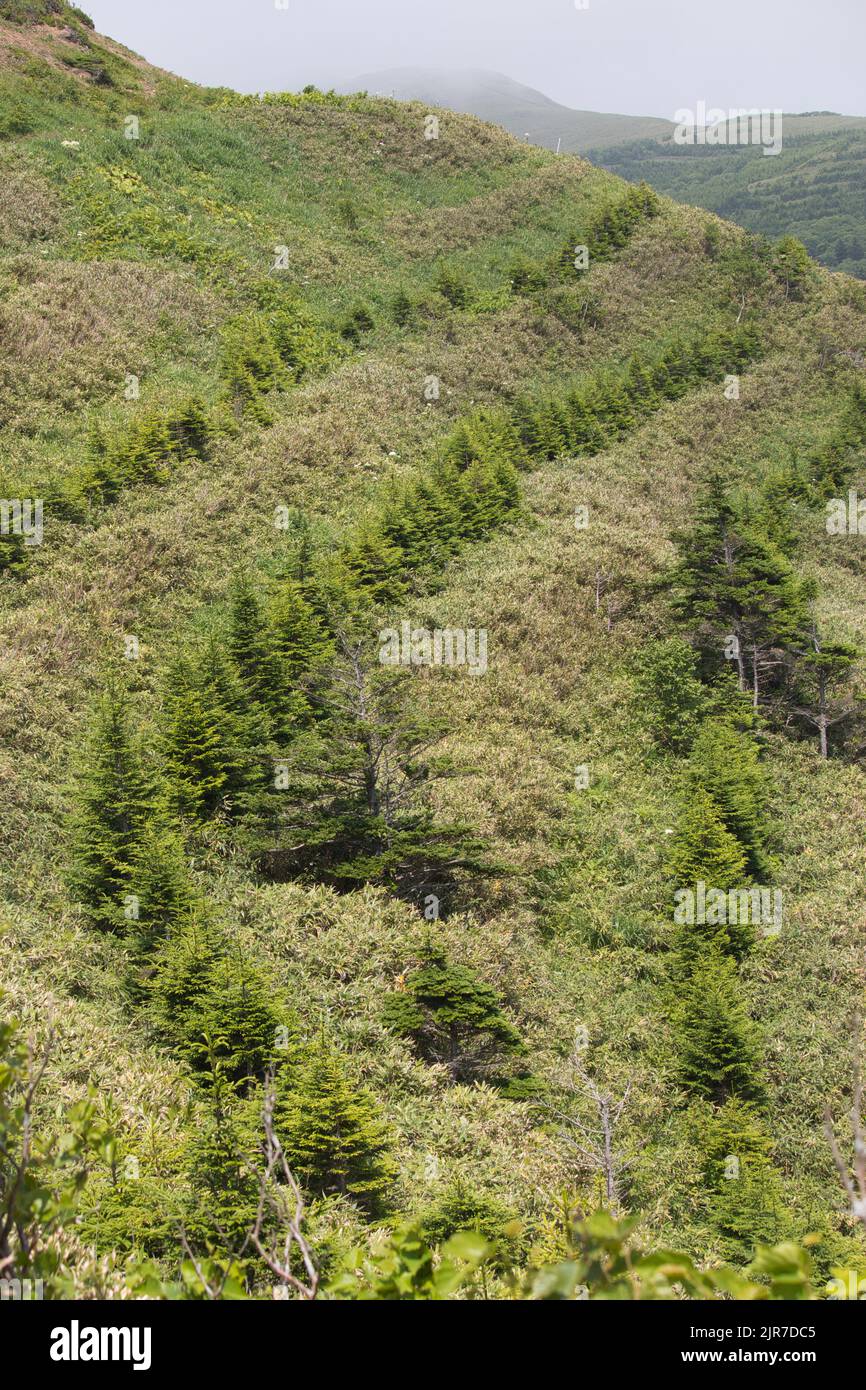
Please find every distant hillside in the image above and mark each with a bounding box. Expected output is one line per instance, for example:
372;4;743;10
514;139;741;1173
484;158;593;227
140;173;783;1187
340;67;675;151
596;127;866;278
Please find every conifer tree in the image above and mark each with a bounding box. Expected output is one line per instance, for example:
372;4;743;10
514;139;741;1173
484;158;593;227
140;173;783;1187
276;1044;394;1211
162;642;263;821
125;811;196;967
673;480;810;705
182;955;295;1094
792;626;859;758
634;637;707;754
183;1065;261;1255
267;576;332;732
667;787;749;890
263;636;490;897
382;941;525;1084
341;526;407;605
700;1099;787;1261
687;721;771;877
68;680;155;931
677;947;765;1104
228;573;284;725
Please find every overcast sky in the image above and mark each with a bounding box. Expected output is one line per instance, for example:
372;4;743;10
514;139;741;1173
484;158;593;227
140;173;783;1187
85;0;865;118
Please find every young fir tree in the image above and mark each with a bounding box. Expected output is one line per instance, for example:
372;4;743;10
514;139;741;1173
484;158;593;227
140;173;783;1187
183;1062;261;1257
341;525;407;605
699;1098;787;1263
124;810;197;980
672;479;810;705
276;1044;394;1211
267;636;491;899
668;788;753;958
144;915;225;1052
667;787;749;890
182;954;296;1094
687;721;771;877
67;680;155;931
676;946;765;1105
267;576;332;733
382;941;526;1084
161;641;263;821
228;573;284;726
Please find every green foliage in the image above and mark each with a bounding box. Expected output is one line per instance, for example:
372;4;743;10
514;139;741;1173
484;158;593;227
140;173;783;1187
180;957;293;1093
276;1044;394;1211
220;304;343;420
598;130;866;280
687;721;771;877
182;1092;261;1255
676;947;765;1105
389;288;415;326
699;1100;789;1262
70;398;211;511
382;941;525;1084
0;1001;114;1288
67;682;156;931
672;476;812;706
634;637;707;753
434;264;471;308
161;641;264;821
667;787;749;892
340;301;375;343
771;235;814;299
262;643;492;899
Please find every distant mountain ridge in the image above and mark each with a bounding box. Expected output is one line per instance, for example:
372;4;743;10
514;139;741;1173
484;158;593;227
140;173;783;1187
338;67;676;151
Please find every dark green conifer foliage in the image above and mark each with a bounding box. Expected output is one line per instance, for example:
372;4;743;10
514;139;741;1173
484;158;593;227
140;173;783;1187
263;642;491;898
687;722;771;877
68;681;155;931
667;787;749;891
184;1068;261;1255
342;526;407;605
677;947;765;1104
276;1045;394;1210
125;812;196;964
634;637;707;754
182;956;294;1093
228;574;284;725
382;941;525;1083
700;1099;787;1261
162;642;262;821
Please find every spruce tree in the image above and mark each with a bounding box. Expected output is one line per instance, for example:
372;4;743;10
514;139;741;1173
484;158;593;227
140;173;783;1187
161;642;263;821
68;680;155;931
228;574;284;725
266;641;491;898
687;721;771;877
677;947;765;1104
182;955;295;1094
276;1045;394;1211
382;941;525;1084
701;1099;787;1262
125;811;196;970
667;787;749;890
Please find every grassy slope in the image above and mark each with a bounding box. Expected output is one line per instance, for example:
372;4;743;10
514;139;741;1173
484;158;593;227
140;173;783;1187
2;7;866;1285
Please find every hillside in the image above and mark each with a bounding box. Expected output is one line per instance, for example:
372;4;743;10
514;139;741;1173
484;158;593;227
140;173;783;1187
596;126;866;279
341;70;866;280
2;2;866;1304
341;67;676;150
